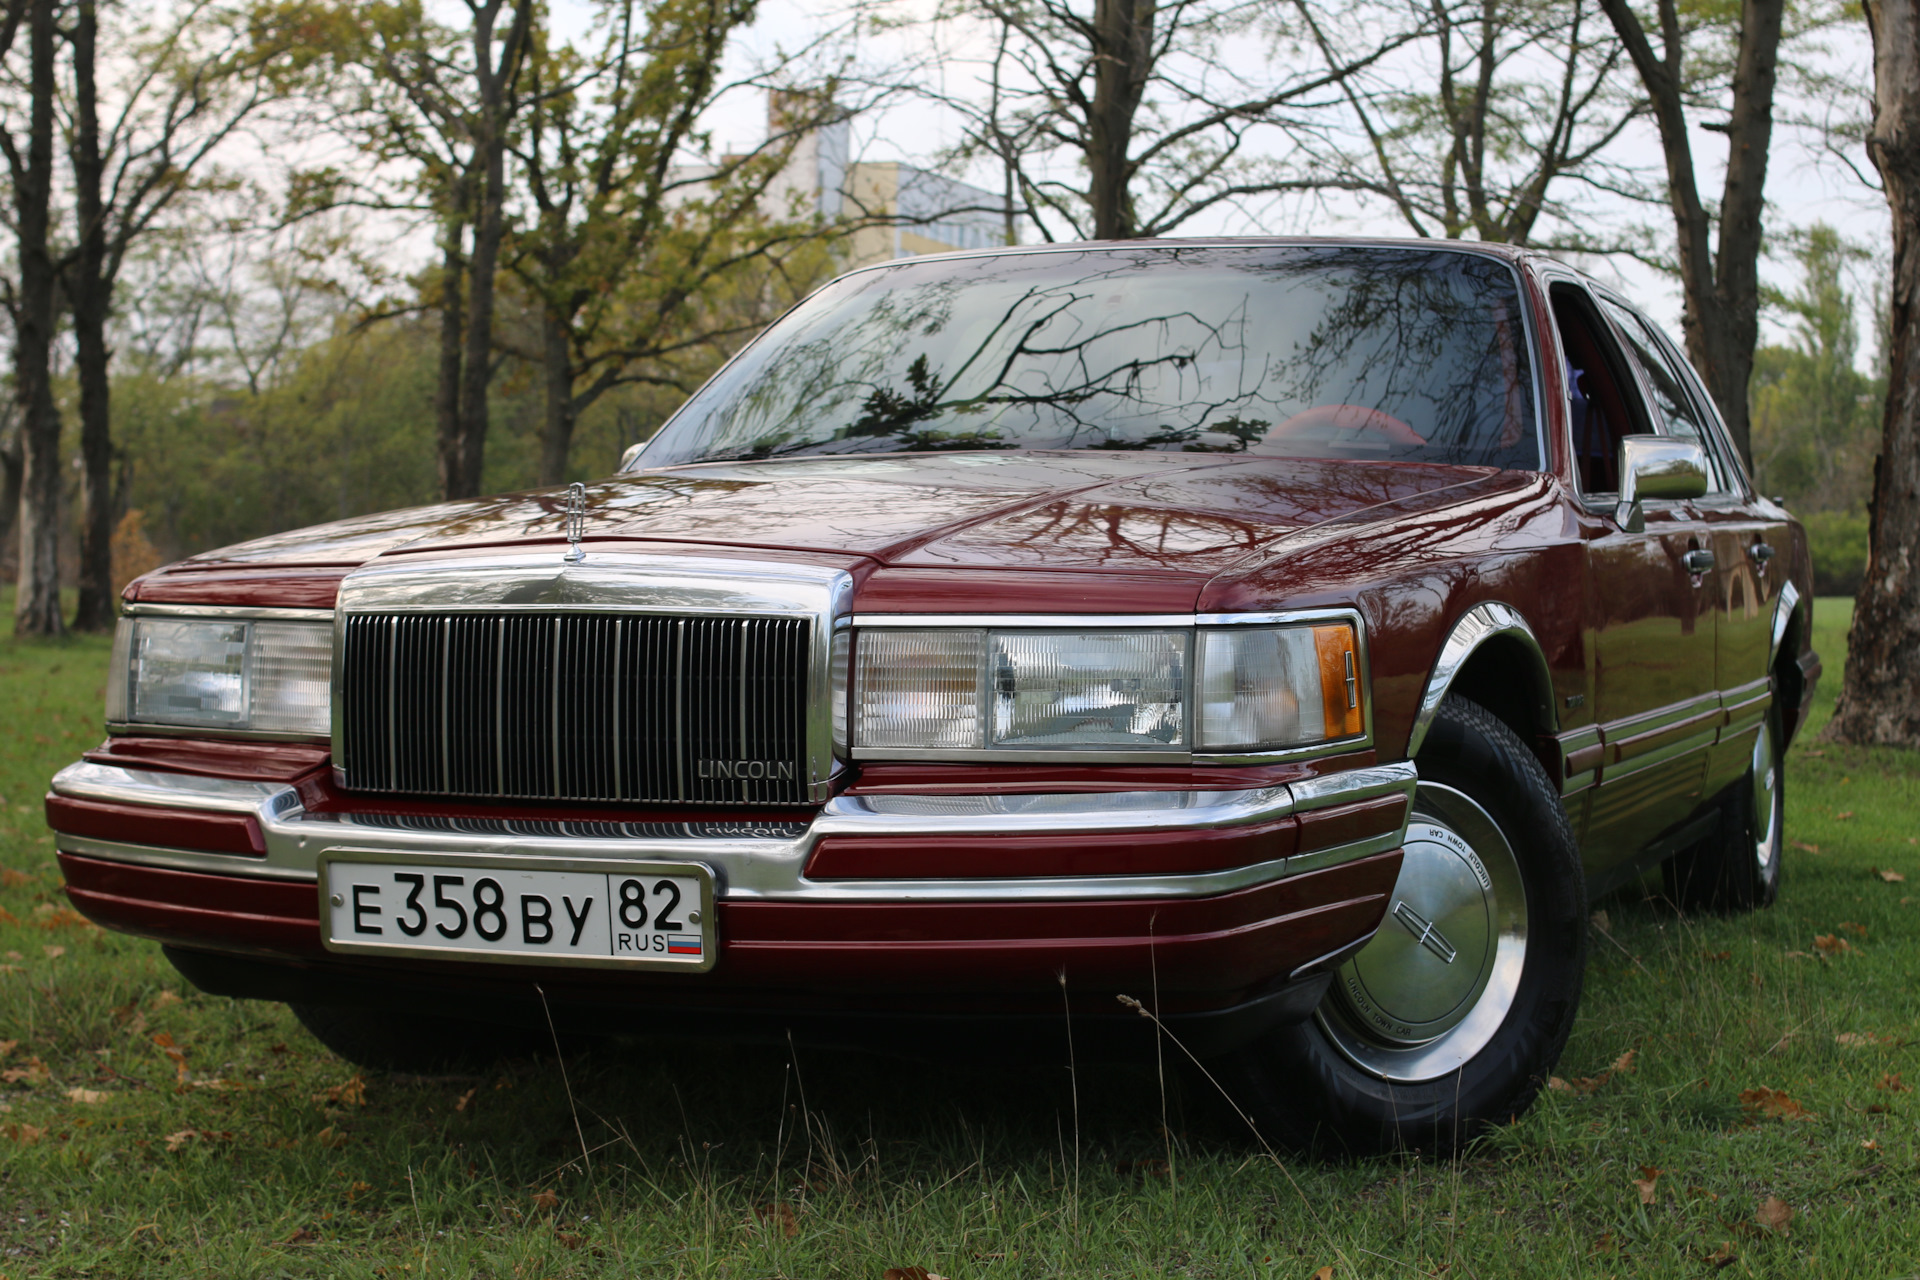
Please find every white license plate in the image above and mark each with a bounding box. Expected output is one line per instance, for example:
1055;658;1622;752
319;855;715;971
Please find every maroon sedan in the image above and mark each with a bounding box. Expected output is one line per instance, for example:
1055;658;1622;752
47;240;1817;1154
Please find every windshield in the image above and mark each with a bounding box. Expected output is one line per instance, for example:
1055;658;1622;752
638;245;1539;470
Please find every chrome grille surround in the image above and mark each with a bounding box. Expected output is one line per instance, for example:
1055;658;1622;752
332;552;851;805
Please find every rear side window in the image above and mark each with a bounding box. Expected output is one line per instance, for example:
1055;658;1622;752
1598;299;1732;493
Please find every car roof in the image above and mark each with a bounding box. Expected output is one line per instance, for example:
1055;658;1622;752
835;236;1541;281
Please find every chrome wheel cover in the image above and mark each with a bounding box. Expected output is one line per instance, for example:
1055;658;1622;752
1752;714;1781;879
1319;782;1529;1083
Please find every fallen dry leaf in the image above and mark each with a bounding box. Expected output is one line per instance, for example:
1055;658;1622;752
1837;1032;1893;1048
0;869;31;887
1590;1232;1618;1256
41;945;63;960
1632;1166;1660;1205
2;1058;50;1086
1739;1087;1814;1121
164;1130;197;1152
1863;1139;1881;1151
151;1033;189;1083
278;1227;316;1245
556;1230;584;1249
3;1122;45;1144
1756;1195;1792;1236
149;990;182;1009
1612;1049;1639;1074
1876;869;1906;883
1793;841;1821;854
1875;1073;1911;1093
314;1125;347;1148
1813;934;1851;955
1547;1076;1571;1092
530;1189;559;1212
1706;1241;1738;1268
754;1201;798;1237
1835;811;1855;821
454;1086;477;1112
1312;1268;1335;1280
34;905;95;930
1703;949;1731;961
64;1088;110;1104
314;1075;366;1107
0;1039;16;1058
1839;921;1869;939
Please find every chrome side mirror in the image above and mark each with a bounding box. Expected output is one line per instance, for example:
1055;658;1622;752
1614;435;1708;532
618;441;648;472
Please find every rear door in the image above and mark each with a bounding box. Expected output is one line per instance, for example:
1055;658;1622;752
1601;300;1788;796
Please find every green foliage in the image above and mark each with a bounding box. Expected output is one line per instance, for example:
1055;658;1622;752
1799;508;1872;597
1750;225;1884;515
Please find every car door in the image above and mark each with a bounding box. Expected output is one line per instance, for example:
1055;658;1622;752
1550;281;1718;885
1602;301;1789;797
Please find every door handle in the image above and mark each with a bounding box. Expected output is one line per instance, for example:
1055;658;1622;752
1749;542;1775;564
1681;549;1715;574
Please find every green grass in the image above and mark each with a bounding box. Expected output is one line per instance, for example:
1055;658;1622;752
0;597;1915;1277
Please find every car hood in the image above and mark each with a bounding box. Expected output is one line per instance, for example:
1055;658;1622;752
168;451;1501;578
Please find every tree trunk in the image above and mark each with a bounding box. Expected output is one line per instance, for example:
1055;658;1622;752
434;209;469;501
1086;0;1154;239
1597;0;1782;470
0;404;21;570
10;0;62;637
1828;0;1920;747
538;306;575;487
69;0;116;632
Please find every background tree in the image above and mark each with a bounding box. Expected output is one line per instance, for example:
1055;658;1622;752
1828;0;1920;747
269;0;535;500
1596;0;1784;468
1283;0;1644;244
2;0;64;636
929;0;1426;240
506;0;851;484
63;0;296;631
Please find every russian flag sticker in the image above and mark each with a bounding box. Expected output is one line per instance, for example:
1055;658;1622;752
667;935;703;956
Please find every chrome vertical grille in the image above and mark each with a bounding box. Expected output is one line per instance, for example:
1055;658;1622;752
340;612;810;805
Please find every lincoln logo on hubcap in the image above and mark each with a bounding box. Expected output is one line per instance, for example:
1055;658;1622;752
1392;900;1458;964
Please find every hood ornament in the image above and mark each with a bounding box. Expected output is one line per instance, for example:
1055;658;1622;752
563;482;587;563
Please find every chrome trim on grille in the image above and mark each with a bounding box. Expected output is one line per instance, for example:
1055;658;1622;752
332;553;851;805
51;760;1415;903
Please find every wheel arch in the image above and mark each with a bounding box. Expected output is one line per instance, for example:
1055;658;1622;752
1404;602;1560;771
1769;580;1807;747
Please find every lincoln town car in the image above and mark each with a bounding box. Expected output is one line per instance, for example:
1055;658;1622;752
46;240;1819;1154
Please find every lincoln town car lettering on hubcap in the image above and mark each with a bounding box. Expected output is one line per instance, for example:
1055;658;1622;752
46;240;1820;1155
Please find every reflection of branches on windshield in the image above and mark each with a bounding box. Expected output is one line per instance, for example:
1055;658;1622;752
1258;250;1530;465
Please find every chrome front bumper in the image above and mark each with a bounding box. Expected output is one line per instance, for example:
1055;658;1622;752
48;760;1415;904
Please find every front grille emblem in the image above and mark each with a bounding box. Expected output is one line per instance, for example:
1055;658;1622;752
563;482;586;563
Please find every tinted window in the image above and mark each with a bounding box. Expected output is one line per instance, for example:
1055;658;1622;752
1598;299;1730;493
641;247;1540;469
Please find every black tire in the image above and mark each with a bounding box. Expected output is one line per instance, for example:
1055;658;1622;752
1219;697;1587;1157
291;1002;534;1073
1664;699;1785;913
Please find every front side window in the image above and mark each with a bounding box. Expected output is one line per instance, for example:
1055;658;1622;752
1598;298;1732;493
639;247;1540;470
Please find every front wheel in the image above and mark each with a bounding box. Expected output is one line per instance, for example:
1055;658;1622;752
1219;697;1587;1156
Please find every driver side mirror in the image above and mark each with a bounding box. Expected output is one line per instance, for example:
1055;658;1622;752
1614;435;1708;532
618;441;648;472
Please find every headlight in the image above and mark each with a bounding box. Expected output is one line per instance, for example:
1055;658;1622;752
107;616;333;736
852;620;1364;757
